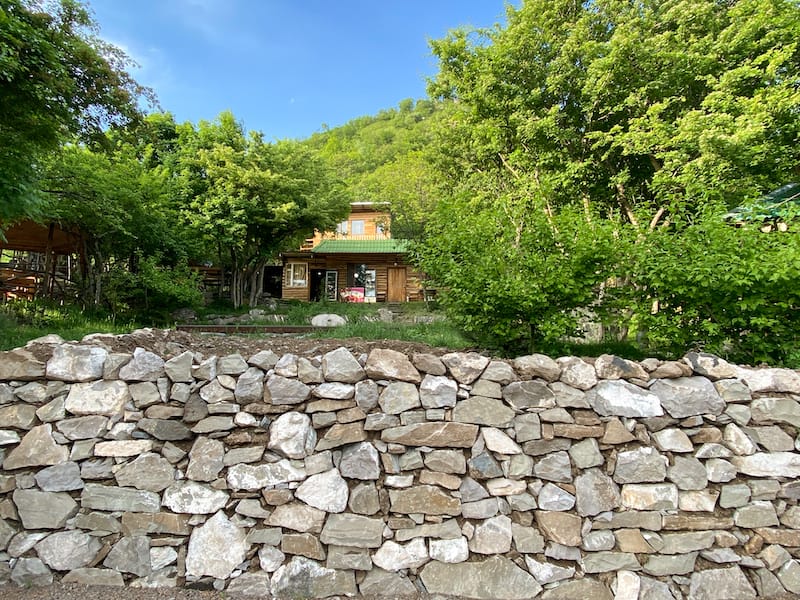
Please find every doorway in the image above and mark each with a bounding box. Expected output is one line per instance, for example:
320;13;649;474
387;267;407;302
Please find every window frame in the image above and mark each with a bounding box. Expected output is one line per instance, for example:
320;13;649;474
285;262;308;288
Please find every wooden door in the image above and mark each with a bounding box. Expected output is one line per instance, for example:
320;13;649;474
387;267;407;302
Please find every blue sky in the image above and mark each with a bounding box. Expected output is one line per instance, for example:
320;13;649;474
89;0;513;141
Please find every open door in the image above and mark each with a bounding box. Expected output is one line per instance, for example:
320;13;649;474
387;267;407;302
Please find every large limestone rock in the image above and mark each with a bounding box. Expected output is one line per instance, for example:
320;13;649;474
64;380;130;417
164;350;193;383
614;447;667;483
688;566;756;600
162;481;229;513
441;352;490;384
420;374;457;408
359;568;418;596
751;397;800;427
684;352;737;380
234;367;264;402
503;380;556;410
186;511;248;579
389;485;461;516
80;484;160;513
186;437;224;482
735;366;800;393
452;396;515;426
558;356;598;390
651;377;725;418
265;375;311;405
339;441;380;480
732;452;800;477
34;461;83;492
268;411;316;459
420;555;542;599
541;579;613;600
320;514;385;548
587;380;663;417
536;511;582;546
270;556;356;598
295;468;348;513
114;453;175;491
321;347;365;383
372;538;429;571
118;348;165;381
268;503;327;533
594;354;648;380
575;468;621;516
378;381;420;414
469;515;512;554
365;348;421;382
513;354;561;381
46;344;107;382
103;535;151;577
13;489;78;529
0;349;45;381
228;460;306;491
2;424;69;469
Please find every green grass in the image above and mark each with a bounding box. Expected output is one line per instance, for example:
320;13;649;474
0;302;137;351
309;319;474;350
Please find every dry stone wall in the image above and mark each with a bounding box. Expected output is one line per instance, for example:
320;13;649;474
1;334;800;598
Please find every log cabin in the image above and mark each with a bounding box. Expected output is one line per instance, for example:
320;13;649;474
280;202;423;303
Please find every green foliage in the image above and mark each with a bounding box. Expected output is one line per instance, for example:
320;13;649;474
619;210;800;364
0;0;148;221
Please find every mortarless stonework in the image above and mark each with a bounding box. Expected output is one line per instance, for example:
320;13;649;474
0;337;799;598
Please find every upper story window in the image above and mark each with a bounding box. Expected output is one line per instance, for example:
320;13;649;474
336;221;348;235
351;220;365;235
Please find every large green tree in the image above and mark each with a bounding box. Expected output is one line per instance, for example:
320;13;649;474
0;0;148;221
421;0;800;356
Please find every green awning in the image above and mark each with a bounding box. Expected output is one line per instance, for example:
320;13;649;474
725;183;800;221
311;239;410;254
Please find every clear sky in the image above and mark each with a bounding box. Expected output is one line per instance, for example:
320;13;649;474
88;0;513;141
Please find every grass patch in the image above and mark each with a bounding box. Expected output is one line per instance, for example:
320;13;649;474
309;320;474;350
0;301;137;351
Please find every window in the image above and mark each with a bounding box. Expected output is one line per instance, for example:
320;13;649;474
351;219;365;235
336;221;348;235
286;262;307;287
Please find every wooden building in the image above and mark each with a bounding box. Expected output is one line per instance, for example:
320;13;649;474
280;203;422;303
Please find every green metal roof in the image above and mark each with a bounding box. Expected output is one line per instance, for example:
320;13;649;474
725;183;800;221
311;239;410;254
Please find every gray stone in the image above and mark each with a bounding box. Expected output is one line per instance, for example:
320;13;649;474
378;381;420;414
316;422;367;450
104;535;151;577
587;380;663;417
420;374;457;408
536;511;582;546
568;437;604;469
62;568;124;587
684;352;738;380
551;382;589;408
136;418;191;441
469;514;512;554
734;500;779;528
46;345;107;382
537;483;575;511
162;481;228;514
720;483;751;508
482;427;522;454
340;442;380;480
199;379;234;403
348;482;381;515
81;483;161;513
421;555;542;599
35;530;101;571
732;452;800;477
582;551;640;573
218;353;248;375
365;348;421;382
643;553;698;576
359;568;417;596
668;455;708;490
0;349;46;381
533;451;572;482
164;350;193;383
541;579;613;600
594;354;648;380
503;380;556;409
128;381;161;408
513;354;561;382
525;556;575;584
557;356;598;390
322;347;365;383
119;348;165;381
354;380;379;411
441;352;489;384
777;560;800;595
271;556;356;598
234;367;264;402
114;453;175;491
313;382;354;399
248;349;280;370
265;375;311;405
688;566;756;600
186;437;224;482
320;514;385;548
34;461;83;491
13;489;77;529
621;483;679;510
0;404;37;429
381;422;478;447
35;396;66;423
614;447;667;483
297;357;323;384
268;503;327;533
652;428;694;452
258;545;285;571
750;425;794;452
64;380;130;417
372;538;428;571
651;377;725;418
186;511;249;579
751;397;800;427
11;557;53;586
735;366;800;393
295;468;348;513
660;531;716;554
462;497;499;519
482;360;517;384
389;485;460;516
268;411;316;458
452;396;515;426
428;537;469;563
575;468;621;516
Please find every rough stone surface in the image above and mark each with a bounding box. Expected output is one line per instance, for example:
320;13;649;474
185;511;248;579
295;468;349;513
587;380;663;417
688;566;757;600
35;530;101;571
420;555;542;600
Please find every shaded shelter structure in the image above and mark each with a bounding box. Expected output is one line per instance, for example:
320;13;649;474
0;220;82;301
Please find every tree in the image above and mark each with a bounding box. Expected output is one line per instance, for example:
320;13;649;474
0;0;148;221
180;112;351;307
421;0;800;356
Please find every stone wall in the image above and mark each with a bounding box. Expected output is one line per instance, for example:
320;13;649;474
2;335;800;599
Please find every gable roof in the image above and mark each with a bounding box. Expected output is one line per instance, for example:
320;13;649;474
310;239;410;254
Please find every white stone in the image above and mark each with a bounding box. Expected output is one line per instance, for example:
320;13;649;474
162;481;229;514
64;380;130;417
185;511;248;579
294;468;348;513
372;538;429;571
482;427;522;455
732;452;800;477
468;515;512;554
587;380;663;417
615;570;641;600
429;537;469;563
227;460;306;490
46;345;108;382
268;412;316;459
